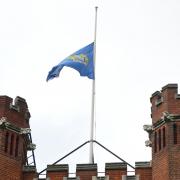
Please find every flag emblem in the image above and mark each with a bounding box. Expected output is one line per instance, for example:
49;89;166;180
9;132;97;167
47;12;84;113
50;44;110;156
69;54;89;65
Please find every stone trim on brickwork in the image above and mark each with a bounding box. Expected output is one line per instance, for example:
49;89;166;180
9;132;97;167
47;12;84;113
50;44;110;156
23;165;37;172
0;117;36;151
63;177;80;180
151;91;161;99
0;117;31;134
161;84;178;91
92;175;109;180
76;163;97;171
135;161;151;168
105;162;127;170
122;175;140;180
144;112;180;131
175;94;180;99
47;164;69;172
153;114;180;130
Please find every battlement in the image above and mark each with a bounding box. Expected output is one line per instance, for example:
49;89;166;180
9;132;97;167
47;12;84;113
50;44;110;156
0;96;31;128
150;84;180;124
33;162;152;180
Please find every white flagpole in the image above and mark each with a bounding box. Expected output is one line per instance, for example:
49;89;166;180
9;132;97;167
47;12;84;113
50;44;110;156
89;6;98;164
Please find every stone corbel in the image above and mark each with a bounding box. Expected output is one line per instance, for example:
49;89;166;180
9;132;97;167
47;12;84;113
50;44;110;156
27;143;36;150
0;117;7;125
145;140;152;147
143;124;153;133
20;128;31;134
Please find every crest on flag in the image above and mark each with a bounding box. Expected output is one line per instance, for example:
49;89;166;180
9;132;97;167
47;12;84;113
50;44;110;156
69;54;89;65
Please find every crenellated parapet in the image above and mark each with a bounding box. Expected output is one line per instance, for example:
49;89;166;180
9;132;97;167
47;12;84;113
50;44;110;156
144;84;180;147
150;84;180;124
41;162;151;180
0;95;31;128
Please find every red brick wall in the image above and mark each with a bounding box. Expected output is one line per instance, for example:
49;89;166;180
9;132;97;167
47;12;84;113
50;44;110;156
168;121;180;180
0;153;23;180
76;164;97;180
135;167;152;180
151;123;169;180
152;150;169;180
106;170;126;180
76;170;97;180
23;172;37;180
47;171;68;180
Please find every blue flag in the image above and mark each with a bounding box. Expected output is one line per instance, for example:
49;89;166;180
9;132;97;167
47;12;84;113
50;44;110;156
46;43;94;81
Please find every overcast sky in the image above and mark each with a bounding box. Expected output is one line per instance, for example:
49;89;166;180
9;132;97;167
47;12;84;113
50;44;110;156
1;0;180;176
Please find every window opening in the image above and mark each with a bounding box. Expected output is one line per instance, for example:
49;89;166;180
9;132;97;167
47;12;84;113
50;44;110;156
154;131;157;153
173;124;177;144
5;132;9;153
158;129;161;151
10;134;14;155
15;136;19;157
163;127;166;147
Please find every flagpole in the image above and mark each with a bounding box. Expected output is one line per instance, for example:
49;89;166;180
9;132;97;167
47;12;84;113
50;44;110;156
89;6;98;164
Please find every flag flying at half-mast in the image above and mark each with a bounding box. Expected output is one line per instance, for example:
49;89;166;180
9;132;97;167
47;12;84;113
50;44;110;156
46;43;94;81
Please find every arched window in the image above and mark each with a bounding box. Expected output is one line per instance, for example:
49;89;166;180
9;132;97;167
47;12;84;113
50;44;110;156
173;124;177;144
163;127;166;147
158;129;161;151
10;134;14;155
15;136;19;157
4;132;9;153
154;131;157;153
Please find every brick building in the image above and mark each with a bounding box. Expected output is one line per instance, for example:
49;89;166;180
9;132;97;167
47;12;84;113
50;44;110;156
0;84;179;180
